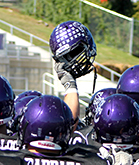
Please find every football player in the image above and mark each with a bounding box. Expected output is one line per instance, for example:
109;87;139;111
49;20;97;131
0;75;20;151
71;93;138;164
116;64;139;104
16;94;107;165
9;95;40;134
49;20;132;165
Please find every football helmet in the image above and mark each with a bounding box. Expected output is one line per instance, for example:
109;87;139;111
84;88;116;125
49;20;97;78
18;95;74;152
14;95;37;119
90;87;116;115
0;75;15;125
15;90;42;103
116;65;139;104
94;94;139;144
10;95;38;133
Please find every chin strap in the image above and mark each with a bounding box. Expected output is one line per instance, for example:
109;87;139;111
81;64;97;126
92;65;97;94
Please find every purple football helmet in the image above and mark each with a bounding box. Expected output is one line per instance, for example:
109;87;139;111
117;65;139;104
84;88;116;126
9;95;37;133
94;94;139;144
0;75;15;125
49;20;97;78
90;87;116;115
15;90;42;103
19;95;74;152
14;95;38;120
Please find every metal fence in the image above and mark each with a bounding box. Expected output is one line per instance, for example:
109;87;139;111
80;0;139;57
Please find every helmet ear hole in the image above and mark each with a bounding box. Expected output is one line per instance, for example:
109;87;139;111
39;102;42;107
107;109;110;116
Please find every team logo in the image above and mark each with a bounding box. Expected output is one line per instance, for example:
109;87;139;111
94;98;106;123
73;21;84;32
93;91;104;114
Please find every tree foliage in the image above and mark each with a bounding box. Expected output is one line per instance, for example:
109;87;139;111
108;0;135;17
89;0;136;17
133;2;139;19
22;0;91;26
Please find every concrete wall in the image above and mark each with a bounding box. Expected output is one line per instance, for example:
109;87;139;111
0;56;52;96
10;59;52;93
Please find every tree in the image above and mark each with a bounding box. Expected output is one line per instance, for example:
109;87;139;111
23;0;91;26
107;0;135;17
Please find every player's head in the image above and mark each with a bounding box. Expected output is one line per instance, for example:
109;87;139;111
84;88;116;125
116;65;139;104
14;95;39;120
0;75;15;127
10;95;38;133
18;95;74;154
49;20;97;79
94;94;139;144
14;90;42;103
89;88;116;115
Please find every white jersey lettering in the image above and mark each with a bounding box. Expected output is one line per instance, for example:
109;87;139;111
0;139;19;150
24;157;81;165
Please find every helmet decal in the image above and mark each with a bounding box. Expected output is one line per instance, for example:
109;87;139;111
89;88;116;115
94;98;106;123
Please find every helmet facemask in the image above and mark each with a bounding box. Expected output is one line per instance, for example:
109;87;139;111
53;41;96;79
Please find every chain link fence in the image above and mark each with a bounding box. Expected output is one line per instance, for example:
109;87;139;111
133;19;139;56
80;0;139;57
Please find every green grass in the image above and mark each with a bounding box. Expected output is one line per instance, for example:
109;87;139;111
96;43;139;65
0;6;139;66
0;7;54;42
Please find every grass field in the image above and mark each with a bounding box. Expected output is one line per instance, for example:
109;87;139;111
0;6;139;66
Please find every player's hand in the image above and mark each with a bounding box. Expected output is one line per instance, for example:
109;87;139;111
99;144;133;165
55;62;77;91
134;159;139;165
